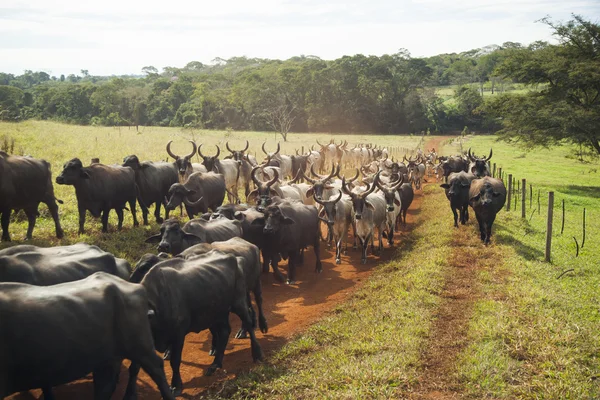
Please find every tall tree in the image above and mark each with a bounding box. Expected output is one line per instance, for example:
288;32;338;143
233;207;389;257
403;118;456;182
492;15;600;154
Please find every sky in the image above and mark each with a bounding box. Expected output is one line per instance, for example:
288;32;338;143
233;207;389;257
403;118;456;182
1;0;599;77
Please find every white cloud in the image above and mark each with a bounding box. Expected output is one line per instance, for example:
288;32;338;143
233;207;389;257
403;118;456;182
0;0;598;75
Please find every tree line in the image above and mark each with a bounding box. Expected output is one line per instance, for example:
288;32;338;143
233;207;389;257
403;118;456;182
0;16;598;153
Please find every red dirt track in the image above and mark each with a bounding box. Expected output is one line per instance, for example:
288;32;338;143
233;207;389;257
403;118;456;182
11;137;445;400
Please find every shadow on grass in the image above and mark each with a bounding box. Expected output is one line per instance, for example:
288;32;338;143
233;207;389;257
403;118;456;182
495;224;544;261
559;185;600;199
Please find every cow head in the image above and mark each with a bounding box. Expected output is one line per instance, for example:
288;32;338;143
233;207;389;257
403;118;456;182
198;144;221;172
225;140;250;162
467;148;492;178
129;253;170;283
145;219;202;255
313;189;343;242
164;183;204;211
261;141;281;162
248;166;279;212
470;181;502;207
303;163;338;200
440;175;470;198
122;154;148;170
254;204;294;235
56;158;89;185
166;140;197;182
375;176;403;212
342;171;379;220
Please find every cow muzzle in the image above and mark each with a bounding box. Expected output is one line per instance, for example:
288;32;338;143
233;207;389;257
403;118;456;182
55;176;65;184
387;206;395;212
157;242;171;253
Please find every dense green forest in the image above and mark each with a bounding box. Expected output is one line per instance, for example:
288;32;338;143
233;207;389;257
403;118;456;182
0;15;598;153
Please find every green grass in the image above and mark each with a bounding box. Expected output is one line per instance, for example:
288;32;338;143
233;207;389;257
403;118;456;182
453;136;600;398
435;83;532;106
209;185;453;399
0;120;422;263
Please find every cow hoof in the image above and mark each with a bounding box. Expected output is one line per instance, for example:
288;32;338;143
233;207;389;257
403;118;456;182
56;229;64;239
286;279;296;285
170;386;182;396
235;328;248;339
273;273;285;283
205;365;219;376
209;348;216;356
163;350;171;360
361;259;367;265
336;258;341;264
259;318;268;334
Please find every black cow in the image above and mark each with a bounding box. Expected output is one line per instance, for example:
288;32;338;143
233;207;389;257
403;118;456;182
0;151;63;241
146;218;243;255
252;201;321;284
469;177;507;244
179;237;267;339
397;181;414;226
127;250;263;395
0;272;174;400
122;155;179;225
56;158;139;234
165;140;201;183
0;243;130;284
441;171;476;227
248;166;280;212
467;148;492;178
441;156;469;182
165;171;226;218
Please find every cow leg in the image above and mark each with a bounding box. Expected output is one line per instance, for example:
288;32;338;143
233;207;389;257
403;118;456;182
41;388;55;400
129;199;139;227
23;206;38;240
475;212;485;242
101;208;111;232
464;206;469;223
140;202;150;225
403;209;408;226
231;296;264;364
485;214;496;245
452;207;459;227
135;352;175;400
114;208;123;231
335;236;343;264
387;222;394;246
78;203;86;235
352;222;358;249
44;197;64;239
154;201;164;224
124;362;141;400
206;319;231;376
286;252;297;284
235;291;256;339
208;326;218;356
314;236;322;274
270;255;285;283
360;236;369;264
93;361;120;399
253;280;268;334
261;249;270;273
0;210;10;241
168;336;185;395
378;227;384;253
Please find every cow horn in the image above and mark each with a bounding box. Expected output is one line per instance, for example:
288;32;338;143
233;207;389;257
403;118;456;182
186;141;197;159
325;163;336;181
266;168;279;188
262;142;269;155
274;142;280;156
316;139;326;148
198;144;205;158
391;175;404;190
486;148;493;161
341;176;352;196
286;169;302;185
310;163;322;179
226;141;234;153
242;140;249;152
214;145;220;158
362;171;380;198
183;196;204;207
295;149;299;155
301;169;316;185
468;148;475;162
347;168;360;183
312;192;326;206
332;189;343;204
166;141;178;160
251;166;262;186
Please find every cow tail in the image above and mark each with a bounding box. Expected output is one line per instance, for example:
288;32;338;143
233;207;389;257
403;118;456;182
54;197;64;205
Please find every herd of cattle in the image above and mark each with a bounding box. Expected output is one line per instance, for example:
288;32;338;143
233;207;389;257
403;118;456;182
0;139;506;399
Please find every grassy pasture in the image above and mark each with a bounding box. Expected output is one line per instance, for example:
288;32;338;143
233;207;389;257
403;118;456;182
0;120;422;262
447;135;600;398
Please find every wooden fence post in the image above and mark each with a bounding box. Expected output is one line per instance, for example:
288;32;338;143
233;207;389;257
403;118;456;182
561;199;565;234
506;174;513;211
545;191;554;262
498;168;503;182
529;184;533;208
582;208;586;248
493;163;496;178
537;189;541;215
521;178;526;218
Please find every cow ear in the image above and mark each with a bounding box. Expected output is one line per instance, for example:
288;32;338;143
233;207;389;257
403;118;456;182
251;217;265;226
247;191;259;204
492;192;502;197
283;216;295;225
183;233;202;243
394;198;401;207
471;167;477;174
470;194;481;202
365;201;375;210
461;182;470;188
234;211;245;221
80;170;91;179
440;184;450;189
306;188;314;198
145;234;162;244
